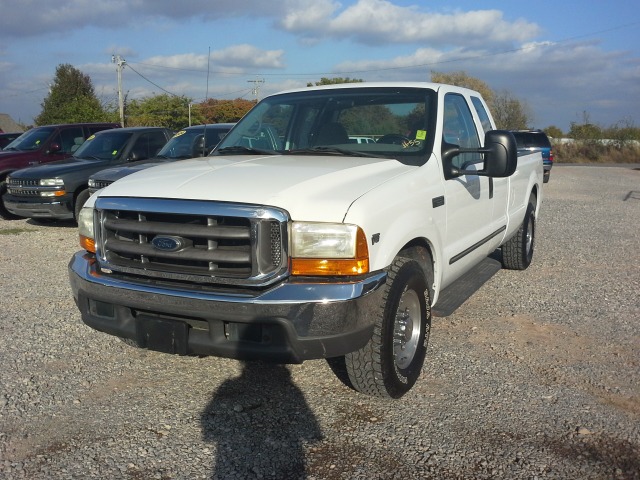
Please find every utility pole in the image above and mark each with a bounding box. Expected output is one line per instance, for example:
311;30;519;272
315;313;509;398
112;55;126;126
247;78;265;103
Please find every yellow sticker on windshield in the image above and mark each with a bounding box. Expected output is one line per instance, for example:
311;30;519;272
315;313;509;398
86;135;95;141
415;130;427;140
112;150;118;155
173;130;186;137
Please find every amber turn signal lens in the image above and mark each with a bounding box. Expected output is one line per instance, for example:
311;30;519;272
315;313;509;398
80;235;96;253
291;258;369;276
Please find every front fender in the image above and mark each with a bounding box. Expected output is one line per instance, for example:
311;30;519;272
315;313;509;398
344;159;446;303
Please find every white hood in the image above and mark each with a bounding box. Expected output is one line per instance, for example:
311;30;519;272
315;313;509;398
99;154;414;222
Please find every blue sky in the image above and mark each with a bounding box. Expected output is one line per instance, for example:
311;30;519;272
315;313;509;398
1;0;639;132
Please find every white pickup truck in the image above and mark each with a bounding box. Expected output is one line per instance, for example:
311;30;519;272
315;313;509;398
69;82;543;398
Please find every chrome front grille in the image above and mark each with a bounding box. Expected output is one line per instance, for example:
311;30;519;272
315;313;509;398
92;179;112;190
8;178;38;187
95;197;289;287
7;178;40;196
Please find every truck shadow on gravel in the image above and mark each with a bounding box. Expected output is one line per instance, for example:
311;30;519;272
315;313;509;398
200;361;323;479
26;218;77;228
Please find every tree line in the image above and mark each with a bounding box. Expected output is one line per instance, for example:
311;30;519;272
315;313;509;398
29;64;640;163
34;64;257;131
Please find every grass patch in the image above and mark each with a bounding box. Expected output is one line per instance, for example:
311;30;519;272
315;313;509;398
0;228;37;235
553;143;640;164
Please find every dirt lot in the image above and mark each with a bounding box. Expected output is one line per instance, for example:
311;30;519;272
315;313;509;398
1;165;638;479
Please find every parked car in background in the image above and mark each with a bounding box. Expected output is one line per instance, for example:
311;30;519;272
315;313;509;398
348;136;376;144
88;123;234;193
3;126;172;222
0;122;120;218
510;129;554;183
0;132;22;149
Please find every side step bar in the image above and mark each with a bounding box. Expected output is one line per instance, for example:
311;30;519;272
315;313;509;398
432;256;502;317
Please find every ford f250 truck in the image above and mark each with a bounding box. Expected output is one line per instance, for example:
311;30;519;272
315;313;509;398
69;83;543;399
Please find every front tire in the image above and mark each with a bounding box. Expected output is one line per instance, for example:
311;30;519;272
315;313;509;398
344;257;431;399
74;189;90;223
502;193;536;270
0;180;20;220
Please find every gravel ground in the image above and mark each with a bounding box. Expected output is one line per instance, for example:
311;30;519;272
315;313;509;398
1;166;638;480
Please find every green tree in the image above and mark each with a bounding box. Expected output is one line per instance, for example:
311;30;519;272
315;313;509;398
307;77;364;87
604;117;640;148
35;64;109;125
568;112;602;142
430;70;532;129
492;89;531;130
126;94;198;130
198;98;255;123
544;126;563;138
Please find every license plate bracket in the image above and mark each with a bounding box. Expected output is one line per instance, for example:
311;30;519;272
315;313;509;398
135;315;189;355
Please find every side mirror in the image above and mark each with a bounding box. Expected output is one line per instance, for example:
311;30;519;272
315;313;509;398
128;150;148;162
47;142;62;154
442;130;518;179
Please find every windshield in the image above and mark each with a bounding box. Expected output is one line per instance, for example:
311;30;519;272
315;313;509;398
158;126;231;159
74;131;133;160
3;127;55;151
214;86;436;165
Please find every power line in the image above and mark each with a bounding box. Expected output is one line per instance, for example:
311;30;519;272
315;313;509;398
126;63;181;97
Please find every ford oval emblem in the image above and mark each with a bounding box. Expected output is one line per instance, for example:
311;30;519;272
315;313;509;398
151;236;184;252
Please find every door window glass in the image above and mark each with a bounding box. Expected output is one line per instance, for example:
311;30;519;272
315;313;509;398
443;94;481;169
471;97;493;133
59;127;84;153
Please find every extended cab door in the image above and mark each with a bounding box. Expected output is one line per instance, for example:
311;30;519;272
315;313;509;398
470;96;510;233
440;93;495;283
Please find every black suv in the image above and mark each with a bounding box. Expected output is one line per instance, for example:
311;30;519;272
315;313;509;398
510;129;554;183
3;126;172;222
88;123;234;193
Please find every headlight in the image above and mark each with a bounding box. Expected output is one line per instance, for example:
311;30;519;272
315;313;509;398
77;207;96;253
88;178;96;188
39;178;64;186
39;178;66;196
291;222;369;276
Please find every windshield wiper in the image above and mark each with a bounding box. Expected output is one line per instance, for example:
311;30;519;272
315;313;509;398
215;146;277;155
287;147;385;158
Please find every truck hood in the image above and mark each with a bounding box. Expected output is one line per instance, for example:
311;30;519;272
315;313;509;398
100;154;414;222
91;159;173;182
9;157;113;178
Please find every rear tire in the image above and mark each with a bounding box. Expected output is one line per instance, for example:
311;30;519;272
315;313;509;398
344;257;431;399
502;193;536;270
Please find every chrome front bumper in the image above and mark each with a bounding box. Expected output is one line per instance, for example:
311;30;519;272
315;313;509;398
68;252;387;362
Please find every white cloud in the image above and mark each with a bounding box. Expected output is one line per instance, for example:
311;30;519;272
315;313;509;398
280;0;540;46
1;0;539;49
210;45;285;69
